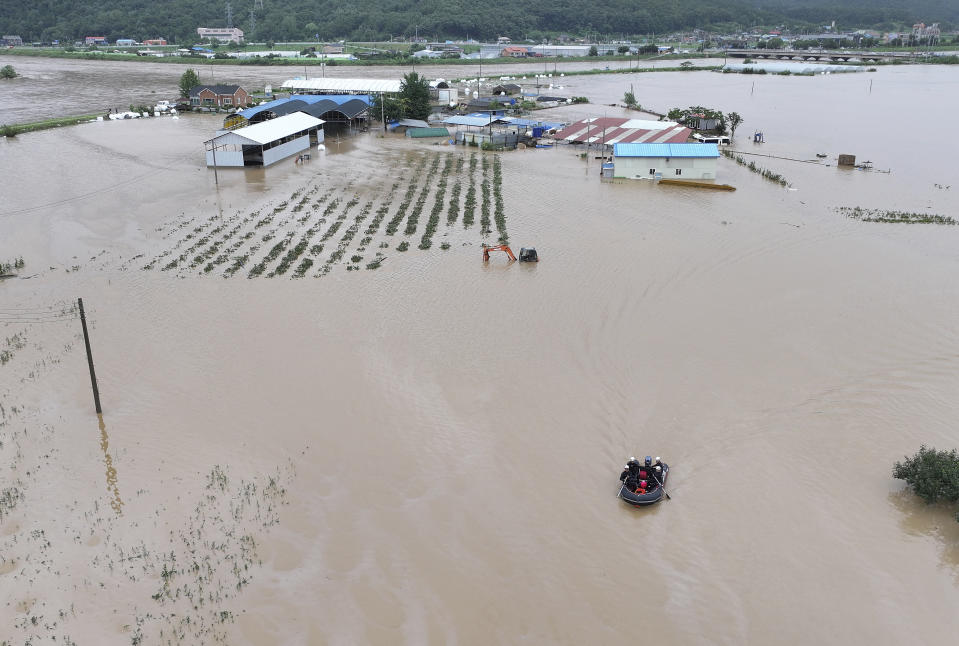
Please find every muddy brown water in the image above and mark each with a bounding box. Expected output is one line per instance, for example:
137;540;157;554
0;54;693;125
1;58;959;645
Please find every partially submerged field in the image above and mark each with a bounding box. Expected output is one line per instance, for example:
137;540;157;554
3;66;959;644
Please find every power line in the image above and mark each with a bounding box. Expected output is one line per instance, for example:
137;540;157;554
0;150;200;218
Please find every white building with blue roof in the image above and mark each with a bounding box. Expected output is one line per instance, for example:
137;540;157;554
612;143;720;180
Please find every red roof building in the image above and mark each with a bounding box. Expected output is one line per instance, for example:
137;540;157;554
501;46;529;57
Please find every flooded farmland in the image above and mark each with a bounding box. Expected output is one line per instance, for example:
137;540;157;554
1;58;959;645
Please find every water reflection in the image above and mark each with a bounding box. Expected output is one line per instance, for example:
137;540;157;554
98;413;123;514
888;488;959;576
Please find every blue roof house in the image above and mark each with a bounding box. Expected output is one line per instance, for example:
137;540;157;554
612;143;720;180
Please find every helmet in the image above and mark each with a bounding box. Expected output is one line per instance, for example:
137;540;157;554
654;465;661;473
654;456;662;464
629;456;636;463
644;456;652;467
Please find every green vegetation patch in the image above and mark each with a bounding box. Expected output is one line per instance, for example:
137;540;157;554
838;206;956;225
894;446;959;521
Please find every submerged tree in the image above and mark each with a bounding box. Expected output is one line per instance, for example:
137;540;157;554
624;89;637;108
399;71;431;121
727;112;743;139
370;93;404;124
1;65;17;79
178;68;200;98
893;446;959;521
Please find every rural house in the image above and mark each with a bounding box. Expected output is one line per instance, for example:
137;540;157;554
501;46;529;57
612;143;720;180
189;85;252;108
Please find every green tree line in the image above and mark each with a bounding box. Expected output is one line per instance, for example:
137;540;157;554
1;0;955;45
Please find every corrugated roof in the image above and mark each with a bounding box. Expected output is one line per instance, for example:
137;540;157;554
208;112;324;146
281;78;403;93
406;127;451;138
614;143;720;158
508;118;566;130
238;94;371;120
554;118;690;145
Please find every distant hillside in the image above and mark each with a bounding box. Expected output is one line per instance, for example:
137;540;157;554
2;0;956;44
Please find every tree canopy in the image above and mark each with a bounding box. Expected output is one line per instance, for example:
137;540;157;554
894;446;959;521
179;68;200;98
1;1;955;44
399;71;431;121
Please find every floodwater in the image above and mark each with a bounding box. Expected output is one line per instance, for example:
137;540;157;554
0;53;700;125
2;58;959;645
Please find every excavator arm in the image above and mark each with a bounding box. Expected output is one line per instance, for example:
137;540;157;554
482;245;517;261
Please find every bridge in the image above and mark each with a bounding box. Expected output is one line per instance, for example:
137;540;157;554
724;49;920;63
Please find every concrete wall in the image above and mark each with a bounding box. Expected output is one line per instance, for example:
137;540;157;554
613;156;718;180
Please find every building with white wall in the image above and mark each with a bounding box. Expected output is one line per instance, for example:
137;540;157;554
196;27;244;43
613;143;720;180
204;112;324;167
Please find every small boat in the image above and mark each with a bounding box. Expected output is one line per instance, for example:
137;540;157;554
619;463;669;506
816;153;827;158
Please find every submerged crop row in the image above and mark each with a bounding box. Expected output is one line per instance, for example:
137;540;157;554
420;155;453;249
386;156;428;235
837;206;957;225
492;155;508;244
463;153;478;228
404;155;442;236
722;150;790;187
480;155;492;235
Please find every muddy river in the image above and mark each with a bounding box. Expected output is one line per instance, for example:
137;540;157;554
1;57;958;645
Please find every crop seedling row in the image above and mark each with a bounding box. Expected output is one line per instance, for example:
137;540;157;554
480;155;492;236
492;155;509;244
318;199;372;275
447;156;465;225
463;152;478;228
404;156;442;236
386;157;428;235
419;155;453;249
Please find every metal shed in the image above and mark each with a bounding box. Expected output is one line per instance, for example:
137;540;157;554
281;78;402;95
612;143;720;180
226;95;370;128
406;127;451;138
205;112;324;167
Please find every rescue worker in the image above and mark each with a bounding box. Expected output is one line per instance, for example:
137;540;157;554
636;479;648;495
652;457;665;485
651;465;664;487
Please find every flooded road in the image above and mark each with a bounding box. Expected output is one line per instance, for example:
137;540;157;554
1;58;959;645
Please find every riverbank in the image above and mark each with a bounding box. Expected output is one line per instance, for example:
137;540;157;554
1;46;711;67
0;112;103;136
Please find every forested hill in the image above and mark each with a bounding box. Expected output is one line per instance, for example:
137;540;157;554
3;0;956;44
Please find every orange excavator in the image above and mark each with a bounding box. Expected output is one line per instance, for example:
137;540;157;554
483;245;517;261
482;245;539;262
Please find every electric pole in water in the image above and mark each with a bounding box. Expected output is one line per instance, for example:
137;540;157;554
77;298;102;414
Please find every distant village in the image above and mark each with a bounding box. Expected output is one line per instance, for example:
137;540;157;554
1;20;953;57
6;18;951;185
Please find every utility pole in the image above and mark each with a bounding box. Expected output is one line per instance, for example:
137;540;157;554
381;92;386;131
77;298;102;414
211;138;219;184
